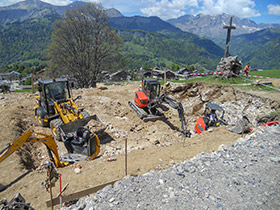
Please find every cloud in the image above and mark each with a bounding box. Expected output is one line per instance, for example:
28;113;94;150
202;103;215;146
0;0;72;7
267;4;280;16
140;0;261;20
199;0;261;18
140;0;199;20
40;0;72;6
0;0;23;7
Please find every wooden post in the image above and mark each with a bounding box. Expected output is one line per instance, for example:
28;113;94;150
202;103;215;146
31;73;34;94
49;184;54;210
59;174;62;209
125;138;127;176
164;69;166;88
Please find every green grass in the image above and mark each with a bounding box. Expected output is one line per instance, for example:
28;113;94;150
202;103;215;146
250;70;280;78
15;88;37;93
170;75;252;85
165;74;278;92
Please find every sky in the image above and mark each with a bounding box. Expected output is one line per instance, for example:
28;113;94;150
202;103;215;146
0;0;280;24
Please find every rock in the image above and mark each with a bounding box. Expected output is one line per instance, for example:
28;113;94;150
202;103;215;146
216;55;242;75
270;157;280;163
109;197;115;203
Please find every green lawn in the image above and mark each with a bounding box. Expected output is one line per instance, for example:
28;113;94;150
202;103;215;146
15;88;37;93
250;70;280;78
165;70;280;92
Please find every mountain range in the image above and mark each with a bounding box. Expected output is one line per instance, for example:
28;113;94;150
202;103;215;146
0;0;279;71
0;0;123;24
230;28;280;69
167;13;280;41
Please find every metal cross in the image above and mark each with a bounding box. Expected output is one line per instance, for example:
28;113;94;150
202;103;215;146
223;17;236;57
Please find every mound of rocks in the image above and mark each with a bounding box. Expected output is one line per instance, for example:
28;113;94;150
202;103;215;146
216;56;242;75
62;125;280;210
169;82;280;126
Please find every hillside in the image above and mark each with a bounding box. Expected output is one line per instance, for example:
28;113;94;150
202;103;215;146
0;17;55;68
0;11;224;70
110;16;181;33
230;28;280;69
119;29;223;70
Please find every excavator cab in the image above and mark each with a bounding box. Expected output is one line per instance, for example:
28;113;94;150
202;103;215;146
143;79;161;101
35;78;106;141
37;78;70;118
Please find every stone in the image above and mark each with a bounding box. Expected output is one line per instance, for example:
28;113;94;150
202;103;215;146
216;56;242;75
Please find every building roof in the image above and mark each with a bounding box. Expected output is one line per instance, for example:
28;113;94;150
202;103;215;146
38;78;68;85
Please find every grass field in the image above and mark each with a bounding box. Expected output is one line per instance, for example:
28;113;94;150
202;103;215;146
14;89;36;93
250;70;280;78
167;69;280;92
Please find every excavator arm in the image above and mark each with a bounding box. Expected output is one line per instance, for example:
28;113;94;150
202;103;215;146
159;94;190;138
0;130;68;168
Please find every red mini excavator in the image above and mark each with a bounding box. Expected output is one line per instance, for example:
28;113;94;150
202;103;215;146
128;79;190;138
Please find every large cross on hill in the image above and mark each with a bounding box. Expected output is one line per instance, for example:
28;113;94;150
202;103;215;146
223;17;236;58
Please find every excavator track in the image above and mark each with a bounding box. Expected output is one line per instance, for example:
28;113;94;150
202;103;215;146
128;101;165;121
128;101;147;119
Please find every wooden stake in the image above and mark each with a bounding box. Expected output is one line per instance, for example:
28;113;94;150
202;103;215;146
164;69;166;89
125;138;127;176
31;73;34;94
49;183;53;210
59;174;62;209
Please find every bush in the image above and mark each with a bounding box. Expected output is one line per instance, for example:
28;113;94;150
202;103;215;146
24;78;31;85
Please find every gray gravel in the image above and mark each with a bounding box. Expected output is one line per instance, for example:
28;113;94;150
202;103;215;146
62;125;280;210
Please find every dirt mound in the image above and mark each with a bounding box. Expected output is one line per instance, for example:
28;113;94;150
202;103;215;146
0;82;279;209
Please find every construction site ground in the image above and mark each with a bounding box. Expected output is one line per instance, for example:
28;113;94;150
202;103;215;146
0;81;279;209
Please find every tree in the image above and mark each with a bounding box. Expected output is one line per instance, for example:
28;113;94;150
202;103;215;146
48;3;123;88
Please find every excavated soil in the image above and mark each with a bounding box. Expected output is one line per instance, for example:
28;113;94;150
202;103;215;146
0;82;279;209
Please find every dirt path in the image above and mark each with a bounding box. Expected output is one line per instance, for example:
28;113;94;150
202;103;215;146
0;82;279;209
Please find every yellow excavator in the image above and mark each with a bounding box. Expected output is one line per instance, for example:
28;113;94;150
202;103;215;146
0;128;100;168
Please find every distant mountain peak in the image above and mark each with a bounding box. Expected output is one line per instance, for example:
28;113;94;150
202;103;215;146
106;8;123;18
167;13;280;40
0;0;123;23
109;15;181;33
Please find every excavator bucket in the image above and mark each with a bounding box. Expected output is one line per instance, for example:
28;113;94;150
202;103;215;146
228;116;251;134
59;115;106;137
58;115;104;163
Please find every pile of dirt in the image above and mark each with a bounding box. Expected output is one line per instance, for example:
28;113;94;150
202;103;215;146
0;82;279;210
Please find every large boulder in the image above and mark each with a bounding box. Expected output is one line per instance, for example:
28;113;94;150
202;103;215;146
216;56;242;75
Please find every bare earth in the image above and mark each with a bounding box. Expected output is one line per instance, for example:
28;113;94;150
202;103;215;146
0;81;279;209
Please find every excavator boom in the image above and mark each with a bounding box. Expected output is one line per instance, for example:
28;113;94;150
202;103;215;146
159;94;190;137
0;130;68;168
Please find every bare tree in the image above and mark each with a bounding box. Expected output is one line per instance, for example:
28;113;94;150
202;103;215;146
48;3;123;88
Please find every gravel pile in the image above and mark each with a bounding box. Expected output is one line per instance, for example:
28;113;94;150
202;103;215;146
62;125;280;210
